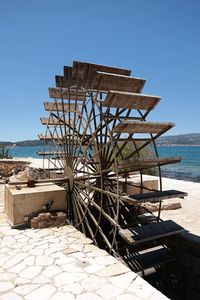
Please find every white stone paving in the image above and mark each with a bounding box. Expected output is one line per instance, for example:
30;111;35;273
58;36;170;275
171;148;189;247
0;183;169;299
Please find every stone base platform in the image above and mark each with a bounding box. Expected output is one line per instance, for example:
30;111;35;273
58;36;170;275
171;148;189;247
5;184;66;227
0;183;169;299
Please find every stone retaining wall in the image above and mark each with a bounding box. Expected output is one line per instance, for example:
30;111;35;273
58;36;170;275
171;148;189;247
160;232;200;300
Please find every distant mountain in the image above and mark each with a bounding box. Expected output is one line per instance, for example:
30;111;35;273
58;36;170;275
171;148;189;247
15;140;45;146
0;141;12;146
1;133;200;147
0;140;44;147
157;133;200;146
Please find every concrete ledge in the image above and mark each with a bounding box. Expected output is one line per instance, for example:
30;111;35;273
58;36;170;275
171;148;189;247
5;184;66;227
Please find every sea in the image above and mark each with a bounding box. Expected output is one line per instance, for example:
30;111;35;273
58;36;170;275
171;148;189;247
6;145;200;183
157;146;200;182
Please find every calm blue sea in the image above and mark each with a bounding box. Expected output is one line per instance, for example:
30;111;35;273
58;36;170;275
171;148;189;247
8;146;42;159
7;145;200;182
158;146;200;182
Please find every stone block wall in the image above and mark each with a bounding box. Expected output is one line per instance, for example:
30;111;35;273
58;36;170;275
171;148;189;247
161;232;200;300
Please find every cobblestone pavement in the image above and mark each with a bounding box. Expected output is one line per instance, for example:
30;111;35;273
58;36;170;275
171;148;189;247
0;185;168;300
0;185;6;224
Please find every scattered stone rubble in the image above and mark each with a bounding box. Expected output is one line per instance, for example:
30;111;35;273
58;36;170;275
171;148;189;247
142;200;181;213
31;212;67;229
9;168;44;182
0;161;28;178
9;167;62;183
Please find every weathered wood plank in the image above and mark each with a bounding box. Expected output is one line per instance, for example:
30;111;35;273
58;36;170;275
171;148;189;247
103;115;143;121
55;75;66;88
118;220;184;245
118;157;182;171
40;117;73;126
121;215;157;229
123;246;175;273
49;87;86;100
38;134;85;145
38;134;62;141
37;151;63;156
40;117;60;125
72;61;132;79
63;66;73;80
55;73;145;93
93;71;145;93
63;66;73;79
61;66;78;86
103;91;161;111
116;138;152;142
113;121;175;134
44;102;81;114
127;190;188;204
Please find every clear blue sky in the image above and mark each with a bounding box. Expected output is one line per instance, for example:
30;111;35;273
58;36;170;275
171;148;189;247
1;0;200;141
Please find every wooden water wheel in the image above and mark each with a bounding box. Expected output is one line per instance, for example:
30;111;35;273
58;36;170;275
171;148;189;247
38;61;187;274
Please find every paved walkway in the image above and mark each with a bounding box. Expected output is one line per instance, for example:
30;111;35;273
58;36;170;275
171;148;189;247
0;184;168;300
158;177;200;236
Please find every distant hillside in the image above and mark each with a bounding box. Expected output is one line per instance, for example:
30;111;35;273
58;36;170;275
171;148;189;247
157;133;200;145
15;140;44;146
0;141;12;146
0;140;44;147
1;133;200;147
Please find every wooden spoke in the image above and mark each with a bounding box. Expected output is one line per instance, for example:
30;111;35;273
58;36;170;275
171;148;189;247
39;60;186;264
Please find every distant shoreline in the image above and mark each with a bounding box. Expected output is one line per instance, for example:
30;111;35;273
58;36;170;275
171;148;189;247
8;144;200;147
157;144;200;147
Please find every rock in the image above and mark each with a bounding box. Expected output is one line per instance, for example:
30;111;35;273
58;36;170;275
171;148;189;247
1;162;28;179
30;212;67;229
142;200;181;212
